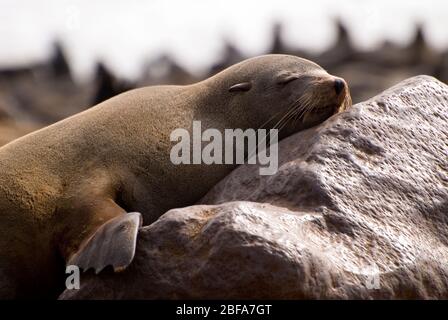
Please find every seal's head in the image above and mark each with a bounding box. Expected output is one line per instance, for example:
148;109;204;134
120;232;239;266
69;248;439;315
213;54;351;138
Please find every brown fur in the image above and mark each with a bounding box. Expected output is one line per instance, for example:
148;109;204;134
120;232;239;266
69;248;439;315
0;54;351;298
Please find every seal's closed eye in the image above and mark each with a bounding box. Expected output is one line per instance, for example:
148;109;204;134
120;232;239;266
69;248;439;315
229;82;252;92
276;74;300;85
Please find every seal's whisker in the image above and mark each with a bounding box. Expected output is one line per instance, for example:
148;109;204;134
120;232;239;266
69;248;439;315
282;100;305;128
265;109;296;150
277;109;294;134
297;95;313;116
259;108;285;129
298;94;313;112
246;104;298;160
294;99;314;123
293;104;307;122
286;103;307;127
273;105;297;130
292;102;311;125
270;98;300;127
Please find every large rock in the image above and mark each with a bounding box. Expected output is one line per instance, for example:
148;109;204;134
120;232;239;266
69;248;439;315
60;76;448;299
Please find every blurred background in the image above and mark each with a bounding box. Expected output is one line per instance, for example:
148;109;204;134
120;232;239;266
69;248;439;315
1;0;447;146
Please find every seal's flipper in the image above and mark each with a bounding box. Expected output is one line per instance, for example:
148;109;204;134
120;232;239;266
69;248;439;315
68;212;142;274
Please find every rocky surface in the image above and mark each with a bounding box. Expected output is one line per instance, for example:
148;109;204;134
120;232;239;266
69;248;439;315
60;75;448;299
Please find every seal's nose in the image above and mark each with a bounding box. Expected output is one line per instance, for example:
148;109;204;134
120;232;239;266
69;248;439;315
334;79;345;95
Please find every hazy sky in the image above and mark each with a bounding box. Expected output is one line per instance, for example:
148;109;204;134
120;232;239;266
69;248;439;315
1;0;448;80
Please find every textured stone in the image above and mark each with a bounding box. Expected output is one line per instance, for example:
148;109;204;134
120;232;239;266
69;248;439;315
60;76;448;299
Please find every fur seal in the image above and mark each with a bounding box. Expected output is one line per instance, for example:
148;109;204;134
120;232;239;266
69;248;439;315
0;54;351;299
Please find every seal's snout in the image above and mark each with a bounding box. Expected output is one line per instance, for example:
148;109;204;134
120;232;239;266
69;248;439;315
334;78;345;95
332;77;350;109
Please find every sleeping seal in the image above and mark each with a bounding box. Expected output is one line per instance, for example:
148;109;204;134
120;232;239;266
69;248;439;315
0;54;351;298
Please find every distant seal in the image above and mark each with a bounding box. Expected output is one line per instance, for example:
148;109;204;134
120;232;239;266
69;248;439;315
0;54;351;298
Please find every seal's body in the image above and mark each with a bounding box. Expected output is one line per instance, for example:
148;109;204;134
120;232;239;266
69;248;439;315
0;55;351;298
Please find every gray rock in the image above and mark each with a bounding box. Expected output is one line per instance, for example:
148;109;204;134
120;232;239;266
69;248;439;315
60;75;448;299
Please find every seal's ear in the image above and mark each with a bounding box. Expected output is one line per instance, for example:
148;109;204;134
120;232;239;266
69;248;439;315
229;82;252;92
